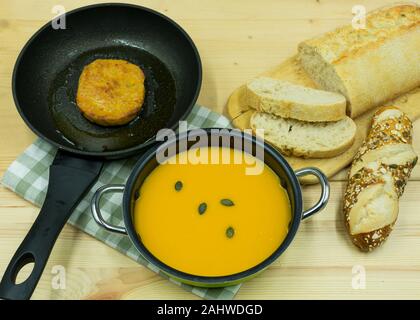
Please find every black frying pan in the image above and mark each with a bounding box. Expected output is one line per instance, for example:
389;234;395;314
0;3;201;300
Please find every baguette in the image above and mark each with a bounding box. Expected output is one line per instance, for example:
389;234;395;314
343;106;418;251
298;4;420;118
250;112;356;158
245;77;346;122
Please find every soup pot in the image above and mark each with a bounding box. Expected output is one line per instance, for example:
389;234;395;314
91;129;330;287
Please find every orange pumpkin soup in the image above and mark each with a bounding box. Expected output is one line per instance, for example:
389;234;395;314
134;147;291;277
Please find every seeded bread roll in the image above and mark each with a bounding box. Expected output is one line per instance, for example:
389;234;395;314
298;5;420;118
344;106;418;251
245;77;347;122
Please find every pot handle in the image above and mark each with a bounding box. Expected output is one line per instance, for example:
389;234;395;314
91;184;127;235
295;167;330;220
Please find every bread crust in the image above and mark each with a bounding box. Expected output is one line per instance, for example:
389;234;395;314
298;5;420;118
264;134;355;159
250;113;356;158
245;78;346;122
301;5;419;64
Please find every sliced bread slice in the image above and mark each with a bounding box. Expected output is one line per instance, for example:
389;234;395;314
250;112;356;158
246;77;346;122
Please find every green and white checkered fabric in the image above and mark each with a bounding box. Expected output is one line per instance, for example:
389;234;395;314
1;105;241;300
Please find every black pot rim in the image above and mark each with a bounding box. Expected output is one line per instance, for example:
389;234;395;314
122;128;304;285
12;2;202;159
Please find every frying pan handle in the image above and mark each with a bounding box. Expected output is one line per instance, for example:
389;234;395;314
0;150;103;300
295;167;330;220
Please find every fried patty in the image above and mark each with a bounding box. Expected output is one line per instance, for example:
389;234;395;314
76;59;145;126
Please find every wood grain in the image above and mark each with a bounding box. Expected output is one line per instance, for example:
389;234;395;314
0;0;419;300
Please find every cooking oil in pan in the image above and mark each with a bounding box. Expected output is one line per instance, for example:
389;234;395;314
49;46;176;152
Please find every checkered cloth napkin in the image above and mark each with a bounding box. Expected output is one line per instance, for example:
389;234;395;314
1;105;241;300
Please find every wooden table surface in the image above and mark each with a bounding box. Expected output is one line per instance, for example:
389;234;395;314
1;0;420;300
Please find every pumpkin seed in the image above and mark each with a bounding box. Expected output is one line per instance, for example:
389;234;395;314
220;199;234;207
198;202;207;215
174;181;183;191
226;226;235;239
